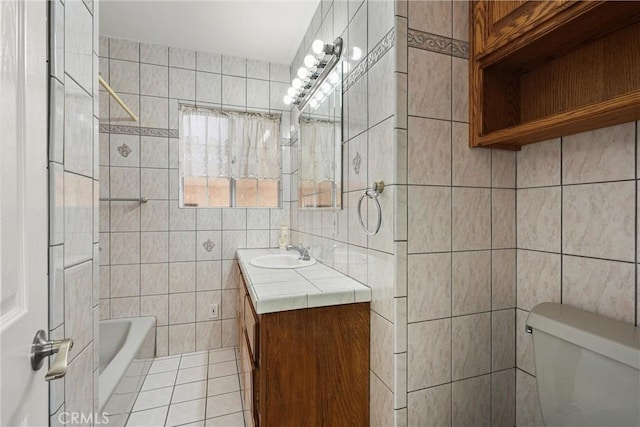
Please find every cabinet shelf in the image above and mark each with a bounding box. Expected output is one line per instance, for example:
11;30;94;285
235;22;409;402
475;90;640;148
470;1;640;149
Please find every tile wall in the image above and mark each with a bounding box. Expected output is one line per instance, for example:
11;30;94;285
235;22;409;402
514;122;640;425
399;1;518;426
289;3;638;425
290;1;515;425
98;38;292;356
49;0;101;424
288;0;401;424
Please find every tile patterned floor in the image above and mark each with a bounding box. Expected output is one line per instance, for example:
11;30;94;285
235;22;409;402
125;347;246;427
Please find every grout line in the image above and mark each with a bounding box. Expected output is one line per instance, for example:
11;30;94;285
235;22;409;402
203;351;210;422
633;121;640;326
403;8;410;414
162;354;178;427
514;142;519;418
448;9;454;418
138;44;143;318
514;248;635;265
560;137;563;308
489;128;494;425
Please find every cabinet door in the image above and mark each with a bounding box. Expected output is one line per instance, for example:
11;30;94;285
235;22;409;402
473;0;576;57
237;274;246;352
244;295;259;362
241;332;253;423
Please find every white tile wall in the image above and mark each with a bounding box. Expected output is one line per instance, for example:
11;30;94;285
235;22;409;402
50;0;100;420
64;77;94;177
515;120;640;423
64;0;93;93
64;172;94;267
401;3;518;425
100;36;291;356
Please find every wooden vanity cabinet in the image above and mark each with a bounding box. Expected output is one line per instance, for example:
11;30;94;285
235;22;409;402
470;0;640;149
237;270;370;427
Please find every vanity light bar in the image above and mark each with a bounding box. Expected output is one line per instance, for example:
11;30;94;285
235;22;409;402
283;37;343;110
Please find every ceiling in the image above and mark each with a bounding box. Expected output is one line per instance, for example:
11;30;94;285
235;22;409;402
99;0;320;65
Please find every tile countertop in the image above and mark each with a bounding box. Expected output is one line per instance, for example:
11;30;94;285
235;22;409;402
236;249;372;314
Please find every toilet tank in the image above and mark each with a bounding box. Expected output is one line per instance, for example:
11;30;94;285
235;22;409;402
527;303;640;427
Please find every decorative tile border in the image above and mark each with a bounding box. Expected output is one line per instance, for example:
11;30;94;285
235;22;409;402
99;124;179;138
407;28;469;59
344;28;395;92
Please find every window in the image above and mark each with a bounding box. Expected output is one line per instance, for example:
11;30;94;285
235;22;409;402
179;106;281;208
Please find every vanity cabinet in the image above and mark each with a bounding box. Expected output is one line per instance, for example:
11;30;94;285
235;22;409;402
237;270;370;427
470;0;640;149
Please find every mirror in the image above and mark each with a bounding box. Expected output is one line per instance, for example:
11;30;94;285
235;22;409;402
296;66;343;209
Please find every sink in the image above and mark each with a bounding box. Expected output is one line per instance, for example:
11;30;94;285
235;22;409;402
249;254;316;269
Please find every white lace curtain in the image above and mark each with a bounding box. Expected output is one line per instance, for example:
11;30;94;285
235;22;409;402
180;106;281;180
299;118;336;182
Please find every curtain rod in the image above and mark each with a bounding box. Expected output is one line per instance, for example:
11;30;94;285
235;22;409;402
99;197;148;204
179;104;282;120
98;75;138;122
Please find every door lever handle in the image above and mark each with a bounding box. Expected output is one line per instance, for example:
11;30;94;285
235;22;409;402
31;329;73;381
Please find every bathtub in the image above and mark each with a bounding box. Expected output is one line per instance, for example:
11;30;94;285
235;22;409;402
99;317;156;426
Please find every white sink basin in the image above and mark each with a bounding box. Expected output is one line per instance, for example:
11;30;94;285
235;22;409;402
249;253;316;269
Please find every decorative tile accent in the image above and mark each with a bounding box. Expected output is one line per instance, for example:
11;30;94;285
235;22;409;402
344;29;396;92
353;152;362;175
117;143;132;158
408;28;469;59
202;239;216;253
99;124;179;138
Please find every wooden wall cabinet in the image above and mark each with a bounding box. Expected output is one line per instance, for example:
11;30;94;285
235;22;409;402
470;1;640;149
237;270;370;427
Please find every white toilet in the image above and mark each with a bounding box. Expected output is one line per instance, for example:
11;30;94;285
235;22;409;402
526;302;640;426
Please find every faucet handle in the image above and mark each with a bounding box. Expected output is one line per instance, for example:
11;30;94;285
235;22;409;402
300;245;311;260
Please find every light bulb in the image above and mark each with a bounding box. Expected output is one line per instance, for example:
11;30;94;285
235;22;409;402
321;82;331;94
310;99;319;108
304;54;316;68
292;78;303;89
287;87;297;97
283;95;293;105
312;39;325;55
329;72;339;84
315;91;324;101
297;67;308;79
351;46;362;61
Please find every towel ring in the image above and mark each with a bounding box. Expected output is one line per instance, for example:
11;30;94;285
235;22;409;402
358;181;385;236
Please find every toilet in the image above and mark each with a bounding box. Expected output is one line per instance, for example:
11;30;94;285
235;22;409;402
526;302;640;426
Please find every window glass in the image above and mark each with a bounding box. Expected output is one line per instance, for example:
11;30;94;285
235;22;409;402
179;106;281;208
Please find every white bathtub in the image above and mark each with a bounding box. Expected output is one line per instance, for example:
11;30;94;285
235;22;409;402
99;317;155;426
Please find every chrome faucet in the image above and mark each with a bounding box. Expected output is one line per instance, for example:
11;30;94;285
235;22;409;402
286;243;311;261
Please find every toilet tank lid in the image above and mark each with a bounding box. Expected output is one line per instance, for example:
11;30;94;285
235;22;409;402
527;303;640;370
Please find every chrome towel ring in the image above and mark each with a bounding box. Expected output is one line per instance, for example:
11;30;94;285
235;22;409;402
358;181;385;236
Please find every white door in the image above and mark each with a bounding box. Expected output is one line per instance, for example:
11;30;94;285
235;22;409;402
0;0;49;425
